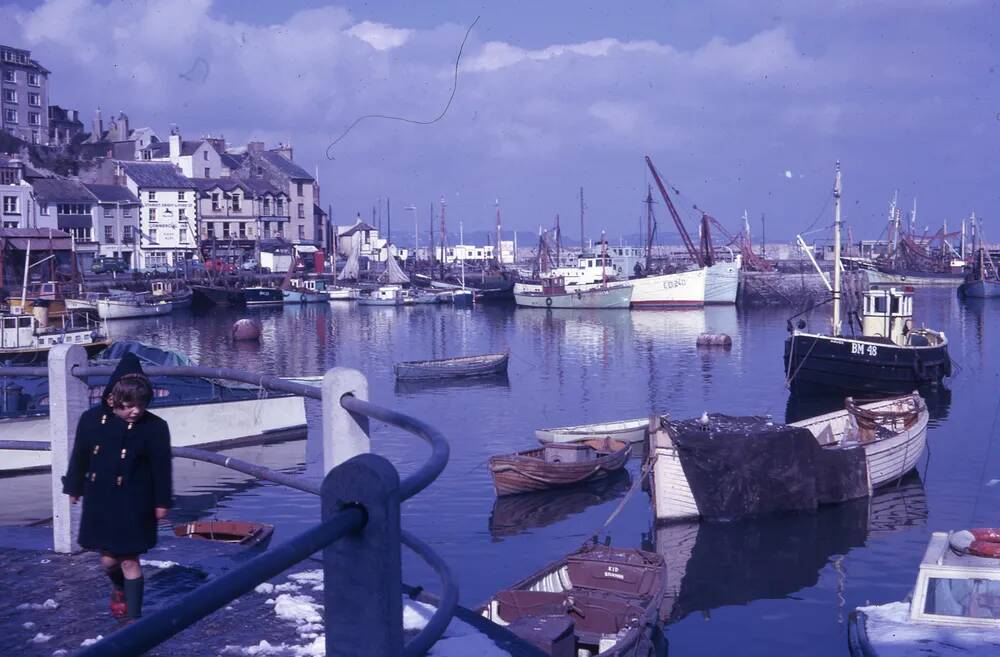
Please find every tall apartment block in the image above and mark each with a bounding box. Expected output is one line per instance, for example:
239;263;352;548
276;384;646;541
0;44;49;145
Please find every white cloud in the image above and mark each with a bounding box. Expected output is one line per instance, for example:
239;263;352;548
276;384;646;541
348;21;413;51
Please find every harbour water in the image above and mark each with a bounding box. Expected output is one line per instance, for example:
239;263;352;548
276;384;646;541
2;287;997;655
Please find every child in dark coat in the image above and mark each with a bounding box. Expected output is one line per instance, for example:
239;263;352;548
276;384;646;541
62;353;173;620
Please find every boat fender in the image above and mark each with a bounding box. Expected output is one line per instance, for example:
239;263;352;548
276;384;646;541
545;297;553;307
950;529;1000;558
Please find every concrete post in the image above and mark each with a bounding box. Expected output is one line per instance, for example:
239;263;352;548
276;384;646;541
322;453;402;657
49;343;89;553
321;367;369;474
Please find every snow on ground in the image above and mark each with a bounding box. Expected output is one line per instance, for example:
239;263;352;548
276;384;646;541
860;601;1000;656
16;599;59;610
222;570;512;657
29;632;52;643
140;559;179;569
80;635;104;647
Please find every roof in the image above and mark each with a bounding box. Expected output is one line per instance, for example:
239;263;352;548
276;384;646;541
142;142;171;158
314;204;327;217
118;161;197;189
0;227;73;250
193;178;252;195
83;184;140;204
180;140;204;156
241;177;286;197
341;221;376;237
220;153;246;170
260;150;313;181
31;178;96;204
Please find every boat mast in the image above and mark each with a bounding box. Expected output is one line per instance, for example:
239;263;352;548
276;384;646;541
459;220;466;289
439;196;447;280
600;230;608;287
495;199;501;268
555;214;561;265
645;186;655;272
579;187;585;255
429;201;435;280
832;162;842;337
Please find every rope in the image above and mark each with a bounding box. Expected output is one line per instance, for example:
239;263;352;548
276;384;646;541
970;392;1000;524
586;456;653;545
785;334;821;389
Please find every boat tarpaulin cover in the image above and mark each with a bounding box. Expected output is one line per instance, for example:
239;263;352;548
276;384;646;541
668;414;869;519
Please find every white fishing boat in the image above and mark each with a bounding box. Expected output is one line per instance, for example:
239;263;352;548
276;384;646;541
357;285;403;306
326;287;359;301
96;295;173;319
535;417;649;445
629;268;705;308
514;283;632;309
849;530;1000;657
0;306;107;361
704;254;741;304
647;393;928;522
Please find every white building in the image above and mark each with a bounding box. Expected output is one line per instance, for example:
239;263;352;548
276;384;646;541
0;156;37;229
141;131;224;179
117;161;198;270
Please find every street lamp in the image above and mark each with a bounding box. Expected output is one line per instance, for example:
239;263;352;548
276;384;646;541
404;204;417;265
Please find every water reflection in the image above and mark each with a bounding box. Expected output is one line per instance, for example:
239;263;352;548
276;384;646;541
648;473;927;624
394;373;510;396
488;471;631;539
785;385;952;425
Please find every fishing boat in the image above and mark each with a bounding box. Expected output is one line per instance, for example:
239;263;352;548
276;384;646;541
325;286;359;301
629;269;705;308
489;438;630;497
282;288;327;303
0;341;308;472
515;280;632;309
243;286;284;306
173;519;274;547
394;352;509;380
784;164;950;395
357;285;403;306
96;294;173;319
190;284;244;307
849;530;1000;657
151;280;192;308
646;393;928;522
480;543;666;657
403;290;441;305
0;304;107;363
535;417;649;445
704;255;740;304
958;241;1000;298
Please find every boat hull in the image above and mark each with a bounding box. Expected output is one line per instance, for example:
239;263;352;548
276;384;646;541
865;269;964;287
191;285;245;307
705;259;739;304
958;279;1000;298
244;288;284;306
282;290;327;303
0;395;307;473
784;332;950;395
629;269;705;308
515;285;632;309
535;417;649;444
326;287;359;301
97;299;173;319
394;353;508;380
490;440;630;496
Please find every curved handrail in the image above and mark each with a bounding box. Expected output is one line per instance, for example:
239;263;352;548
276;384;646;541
401;530;459;657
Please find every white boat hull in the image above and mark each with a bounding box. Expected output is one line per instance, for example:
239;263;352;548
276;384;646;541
97;299;173;319
629;269;705;308
705;258;739;304
648;396;928;522
326;288;359;300
515;284;632;309
535;417;649;444
0;395;307;473
64;299;97;312
865;269;963;287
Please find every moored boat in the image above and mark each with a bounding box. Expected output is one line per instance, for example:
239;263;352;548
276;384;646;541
0;305;107;363
535;417;649;445
173;519;274;547
282;288;328;303
325;286;359;301
515;282;632;309
357;285;403;306
489;438;631;497
629;268;705;308
243;286;284;306
190;284;245;307
96;295;173;319
480;543;666;657
849;530;1000;657
647;393;928;523
394;352;509;380
704;255;740;304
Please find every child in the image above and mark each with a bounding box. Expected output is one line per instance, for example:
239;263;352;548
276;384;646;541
62;353;173;620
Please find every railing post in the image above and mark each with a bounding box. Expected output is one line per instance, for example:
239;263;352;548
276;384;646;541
322;367;369;473
48;343;88;554
322;453;402;657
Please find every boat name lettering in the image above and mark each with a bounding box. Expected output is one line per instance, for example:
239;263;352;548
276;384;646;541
603;566;625;580
662;279;687;290
850;342;878;357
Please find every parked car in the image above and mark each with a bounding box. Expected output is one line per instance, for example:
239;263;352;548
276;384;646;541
91;257;128;274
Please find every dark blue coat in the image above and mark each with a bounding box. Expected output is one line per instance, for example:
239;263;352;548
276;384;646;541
62;357;173;555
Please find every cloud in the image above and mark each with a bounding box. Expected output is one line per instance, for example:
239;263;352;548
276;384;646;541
347;21;413;51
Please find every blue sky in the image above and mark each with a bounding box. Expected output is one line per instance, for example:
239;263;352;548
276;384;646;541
4;0;998;244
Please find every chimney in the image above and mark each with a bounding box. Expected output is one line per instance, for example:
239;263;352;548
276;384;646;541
169;133;181;161
272;143;293;161
92;107;103;142
247;141;265;154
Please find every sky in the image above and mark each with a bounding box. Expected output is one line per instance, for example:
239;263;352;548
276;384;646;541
3;0;998;245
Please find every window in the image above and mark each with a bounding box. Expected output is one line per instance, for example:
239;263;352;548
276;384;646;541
204;167;210;178
211;193;220;211
3;109;16;124
149;228;158;243
39;203;48;215
262;198;271;215
206;223;215;239
232;195;241;211
276;199;284;215
298;225;305;240
2;196;17;214
3;220;18;229
122;206;132;217
178;208;186;221
223;223;231;238
264;222;271;238
123;226;134;243
2;89;16;103
27;73;39;86
103;205;113;217
296;182;303;196
178;191;185;201
1;70;13;83
28;112;40;126
297;203;304;219
70;227;91;241
179;227;188;243
238;223;246;238
31;130;38;144
57;203;90;215
104;226;115;243
203;150;208;161
148;190;156;201
28;93;40;107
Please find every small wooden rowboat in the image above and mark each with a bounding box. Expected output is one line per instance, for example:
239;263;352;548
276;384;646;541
394;352;509;381
480;543;666;657
173;520;274;547
489;438;631;497
535;417;649;445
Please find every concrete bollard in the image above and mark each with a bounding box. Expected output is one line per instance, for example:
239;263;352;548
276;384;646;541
696;333;733;349
322;453;402;657
48;344;89;553
322;368;370;475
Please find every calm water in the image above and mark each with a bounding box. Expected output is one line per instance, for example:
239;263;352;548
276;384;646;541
7;289;999;655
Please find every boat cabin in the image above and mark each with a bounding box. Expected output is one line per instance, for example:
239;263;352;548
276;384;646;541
909;531;1000;626
541;254;618;287
372;285;402;302
861;287;913;345
0;309;103;353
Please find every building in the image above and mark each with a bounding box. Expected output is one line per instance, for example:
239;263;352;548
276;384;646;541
335;217;384;260
48;105;84;146
235;144;319;248
142;131;223;178
85;183;141;269
194;178;258;263
30;177;100;268
116;161;198;270
244;178;291;241
1;44;49;144
0;155;38;229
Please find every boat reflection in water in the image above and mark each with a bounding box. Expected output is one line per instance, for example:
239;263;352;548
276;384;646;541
649;473;927;625
488;470;631;539
785;385;952;426
394;372;510;396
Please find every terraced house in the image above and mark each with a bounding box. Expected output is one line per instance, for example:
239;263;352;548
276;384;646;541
0;44;49;144
116;161;198;271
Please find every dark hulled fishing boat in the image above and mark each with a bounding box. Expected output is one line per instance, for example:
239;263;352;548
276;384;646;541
190;284;245;307
783;165;950;395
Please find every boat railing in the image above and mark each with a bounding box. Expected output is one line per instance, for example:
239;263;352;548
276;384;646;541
0;344;457;657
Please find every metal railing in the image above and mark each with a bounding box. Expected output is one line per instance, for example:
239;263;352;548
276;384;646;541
0;344;458;657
